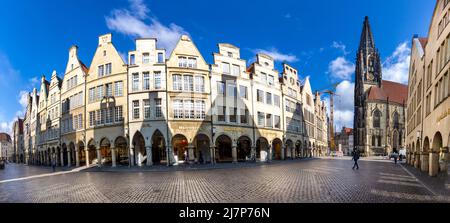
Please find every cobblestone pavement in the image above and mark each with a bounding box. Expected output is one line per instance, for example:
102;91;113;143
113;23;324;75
0;158;449;203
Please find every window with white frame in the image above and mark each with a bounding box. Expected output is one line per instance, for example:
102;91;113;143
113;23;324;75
239;85;247;99
178;56;187;67
154;71;161;89
106;107;113;124
261;72;267;83
173;74;182;90
106;83;112;97
232;64;240;76
133;101;140;120
274;115;281;129
268;75;274;86
115;106;123;122
98;65;104;77
105;63;112;75
155;98;162;118
144;99;151;119
257;90;264;102
218;106;226;122
185;100;194;119
195;100;205;119
258;112;265;126
173;100;184;119
184;75;194;92
188;57;197;68
266;114;272;128
218;82;225;95
222;62;230;74
143;72;150;90
115;81;123;96
143;53;150;64
266;92;272;105
195;76;205;92
132;73;140;91
274;95;280;107
97;85;103;100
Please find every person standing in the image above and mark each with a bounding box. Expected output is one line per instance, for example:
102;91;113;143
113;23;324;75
352;149;360;170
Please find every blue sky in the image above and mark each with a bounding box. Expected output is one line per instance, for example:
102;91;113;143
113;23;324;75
0;0;436;134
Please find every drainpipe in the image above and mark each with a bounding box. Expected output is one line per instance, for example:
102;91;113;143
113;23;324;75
209;65;215;165
251;72;256;162
165;60;171;167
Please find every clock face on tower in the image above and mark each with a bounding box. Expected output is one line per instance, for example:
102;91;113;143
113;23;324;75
368;73;374;81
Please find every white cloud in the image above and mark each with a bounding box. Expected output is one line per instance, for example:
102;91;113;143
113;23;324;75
332;41;349;55
328;57;355;80
253;48;299;63
324;80;355;131
382;41;410;85
106;0;188;54
129;0;149;19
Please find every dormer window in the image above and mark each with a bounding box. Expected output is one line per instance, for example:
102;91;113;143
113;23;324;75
228;52;233;58
157;53;164;63
130;54;136;65
264;62;269;66
103;50;106;57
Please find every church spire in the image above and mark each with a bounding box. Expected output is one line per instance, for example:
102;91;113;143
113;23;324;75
355;16;382;88
359;16;375;51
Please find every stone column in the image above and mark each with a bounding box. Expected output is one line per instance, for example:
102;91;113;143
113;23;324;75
251;146;256;161
130;147;135;166
67;149;71;168
75;149;80;167
268;145;272;162
414;152;420;169
210;146;216;164
421;152;429;173
167;145;174;166
281;146;285;160
439;147;449;173
429;151;439;177
60;150;64;167
406;151;410;165
146;146;153;166
96;148;102;167
232;145;238;163
85;149;89;167
111;147;117;167
188;144;195;164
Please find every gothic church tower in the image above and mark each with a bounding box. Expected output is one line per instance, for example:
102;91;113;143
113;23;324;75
354;16;382;152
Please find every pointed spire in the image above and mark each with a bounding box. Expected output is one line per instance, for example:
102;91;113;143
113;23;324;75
359;16;375;51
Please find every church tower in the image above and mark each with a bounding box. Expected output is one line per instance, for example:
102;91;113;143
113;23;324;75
354;16;382;153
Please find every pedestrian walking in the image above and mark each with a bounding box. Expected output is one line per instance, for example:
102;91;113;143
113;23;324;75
352;150;360;170
393;151;398;165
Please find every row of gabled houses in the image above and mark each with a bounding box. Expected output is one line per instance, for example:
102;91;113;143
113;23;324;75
11;34;329;168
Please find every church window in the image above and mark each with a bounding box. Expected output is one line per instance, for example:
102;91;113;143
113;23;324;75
373;109;381;128
393;112;399;129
